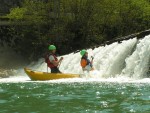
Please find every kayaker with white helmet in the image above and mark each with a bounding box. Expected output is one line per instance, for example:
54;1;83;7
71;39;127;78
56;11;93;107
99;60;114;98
80;49;94;71
45;45;63;73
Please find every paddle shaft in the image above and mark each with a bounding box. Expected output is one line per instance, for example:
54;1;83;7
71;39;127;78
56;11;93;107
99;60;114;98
47;65;48;72
58;59;62;68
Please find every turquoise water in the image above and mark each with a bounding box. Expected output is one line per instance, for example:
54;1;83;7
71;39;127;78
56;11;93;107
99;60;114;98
0;82;150;113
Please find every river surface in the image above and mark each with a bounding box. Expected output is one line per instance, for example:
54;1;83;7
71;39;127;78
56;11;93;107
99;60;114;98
0;78;150;113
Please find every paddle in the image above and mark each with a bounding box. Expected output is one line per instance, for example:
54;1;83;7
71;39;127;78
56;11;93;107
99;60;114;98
58;57;63;68
47;65;49;73
91;56;94;63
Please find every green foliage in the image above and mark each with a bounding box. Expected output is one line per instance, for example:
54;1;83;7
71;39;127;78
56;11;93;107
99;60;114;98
3;0;150;60
6;7;27;20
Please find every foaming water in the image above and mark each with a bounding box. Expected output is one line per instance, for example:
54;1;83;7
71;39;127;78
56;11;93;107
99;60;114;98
22;35;150;79
0;35;150;82
0;75;150;84
121;35;150;78
59;38;137;76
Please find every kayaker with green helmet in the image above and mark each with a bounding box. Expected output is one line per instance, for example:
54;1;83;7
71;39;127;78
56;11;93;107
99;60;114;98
80;49;94;71
45;45;63;73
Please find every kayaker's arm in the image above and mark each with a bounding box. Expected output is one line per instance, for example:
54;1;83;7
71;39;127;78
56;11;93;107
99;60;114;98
90;56;94;64
51;57;63;66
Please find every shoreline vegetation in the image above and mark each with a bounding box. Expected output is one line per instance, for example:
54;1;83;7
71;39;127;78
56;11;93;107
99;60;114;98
0;0;149;61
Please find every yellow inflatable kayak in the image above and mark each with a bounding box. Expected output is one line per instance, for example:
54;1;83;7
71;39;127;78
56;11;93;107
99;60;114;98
24;68;80;81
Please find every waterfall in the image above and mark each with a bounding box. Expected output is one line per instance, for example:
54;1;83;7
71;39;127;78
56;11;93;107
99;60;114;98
121;35;150;78
25;35;150;78
26;35;150;79
0;35;150;79
59;38;138;77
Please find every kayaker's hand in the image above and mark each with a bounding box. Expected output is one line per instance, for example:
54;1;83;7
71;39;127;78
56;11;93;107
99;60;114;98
58;57;63;65
60;57;63;61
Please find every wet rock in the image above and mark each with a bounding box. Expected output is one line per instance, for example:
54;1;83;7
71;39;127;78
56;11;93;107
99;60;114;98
0;68;15;78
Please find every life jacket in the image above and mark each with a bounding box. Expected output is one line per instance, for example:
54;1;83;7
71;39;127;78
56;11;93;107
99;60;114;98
80;56;92;68
45;53;58;68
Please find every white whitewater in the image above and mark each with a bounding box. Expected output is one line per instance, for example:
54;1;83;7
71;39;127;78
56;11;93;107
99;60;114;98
59;38;138;78
121;35;150;78
0;35;150;83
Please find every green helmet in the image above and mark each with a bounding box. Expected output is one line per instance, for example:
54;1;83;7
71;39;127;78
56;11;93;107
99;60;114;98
48;45;56;50
80;49;87;56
